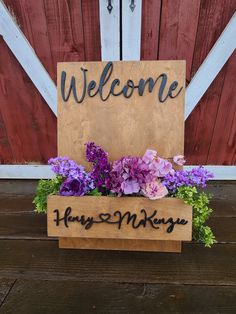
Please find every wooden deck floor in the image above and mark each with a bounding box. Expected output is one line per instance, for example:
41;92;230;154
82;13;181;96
0;180;235;313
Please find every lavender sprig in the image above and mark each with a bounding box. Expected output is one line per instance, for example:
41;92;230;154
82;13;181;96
48;156;85;178
162;166;214;193
86;142;111;188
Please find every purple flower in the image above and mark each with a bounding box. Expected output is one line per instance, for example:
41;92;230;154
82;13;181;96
86;142;111;187
48;156;95;196
109;156;152;195
163;166;214;193
48;156;84;178
59;174;94;196
109;149;175;196
121;179;140;194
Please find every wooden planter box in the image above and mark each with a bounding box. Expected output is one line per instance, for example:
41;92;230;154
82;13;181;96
47;196;192;253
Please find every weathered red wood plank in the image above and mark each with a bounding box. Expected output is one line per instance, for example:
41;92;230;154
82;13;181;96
158;0;201;81
0;38;57;163
0;0;58;163
207;52;236;164
185;0;236;165
81;0;101;61
1;0;235;165
0;0;101;163
43;0;86;81
4;0;55;80
141;0;161;60
0;108;13;163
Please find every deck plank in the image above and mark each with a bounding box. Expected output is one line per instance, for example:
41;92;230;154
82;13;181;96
0;278;15;307
0;181;235;243
1;181;235;216
0;240;235;285
0;213;235;243
0;280;236;314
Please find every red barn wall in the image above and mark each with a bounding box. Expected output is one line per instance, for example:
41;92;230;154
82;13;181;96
0;0;101;164
0;0;235;165
141;0;236;165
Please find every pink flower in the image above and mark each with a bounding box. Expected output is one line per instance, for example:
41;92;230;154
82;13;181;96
142;150;174;178
154;157;174;177
141;180;168;200
173;155;186;166
109;150;175;196
142;149;157;163
109;156;144;195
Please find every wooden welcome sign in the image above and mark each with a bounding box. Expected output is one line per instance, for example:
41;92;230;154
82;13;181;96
47;60;192;252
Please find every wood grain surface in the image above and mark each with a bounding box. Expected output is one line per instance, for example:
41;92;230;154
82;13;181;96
0;212;235;243
57;60;185;251
57;61;185;164
158;0;200;81
0;0;101;163
185;0;236;165
141;0;161;60
0;240;235;285
0;278;15;306
59;238;182;253
47;196;192;241
0;280;236;314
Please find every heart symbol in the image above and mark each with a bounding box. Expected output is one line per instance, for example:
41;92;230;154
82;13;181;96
99;213;111;222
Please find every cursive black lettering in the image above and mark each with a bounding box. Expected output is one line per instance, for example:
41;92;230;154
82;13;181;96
60;62;183;104
110;79;123;96
53;207;72;228
122;79;135;98
87;80;99;97
137;74;168;102
53;207;188;233
140;209;159;229
98;61;113;101
61;72;79;103
114;211;140;229
61;68;88;103
168;81;183;99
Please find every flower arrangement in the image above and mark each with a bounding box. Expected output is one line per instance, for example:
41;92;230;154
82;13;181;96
33;142;215;247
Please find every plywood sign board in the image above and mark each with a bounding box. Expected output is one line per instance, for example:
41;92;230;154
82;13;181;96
48;196;192;241
56;60;186;252
57;61;185;165
58;238;182;253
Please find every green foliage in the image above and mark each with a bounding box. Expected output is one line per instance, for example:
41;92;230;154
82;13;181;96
176;186;215;247
88;188;102;196
33;176;63;213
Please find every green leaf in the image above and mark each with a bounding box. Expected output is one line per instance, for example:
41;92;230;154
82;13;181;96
175;186;216;247
88;188;102;196
33;176;63;213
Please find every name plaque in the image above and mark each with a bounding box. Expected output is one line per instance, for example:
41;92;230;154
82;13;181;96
47;196;192;242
